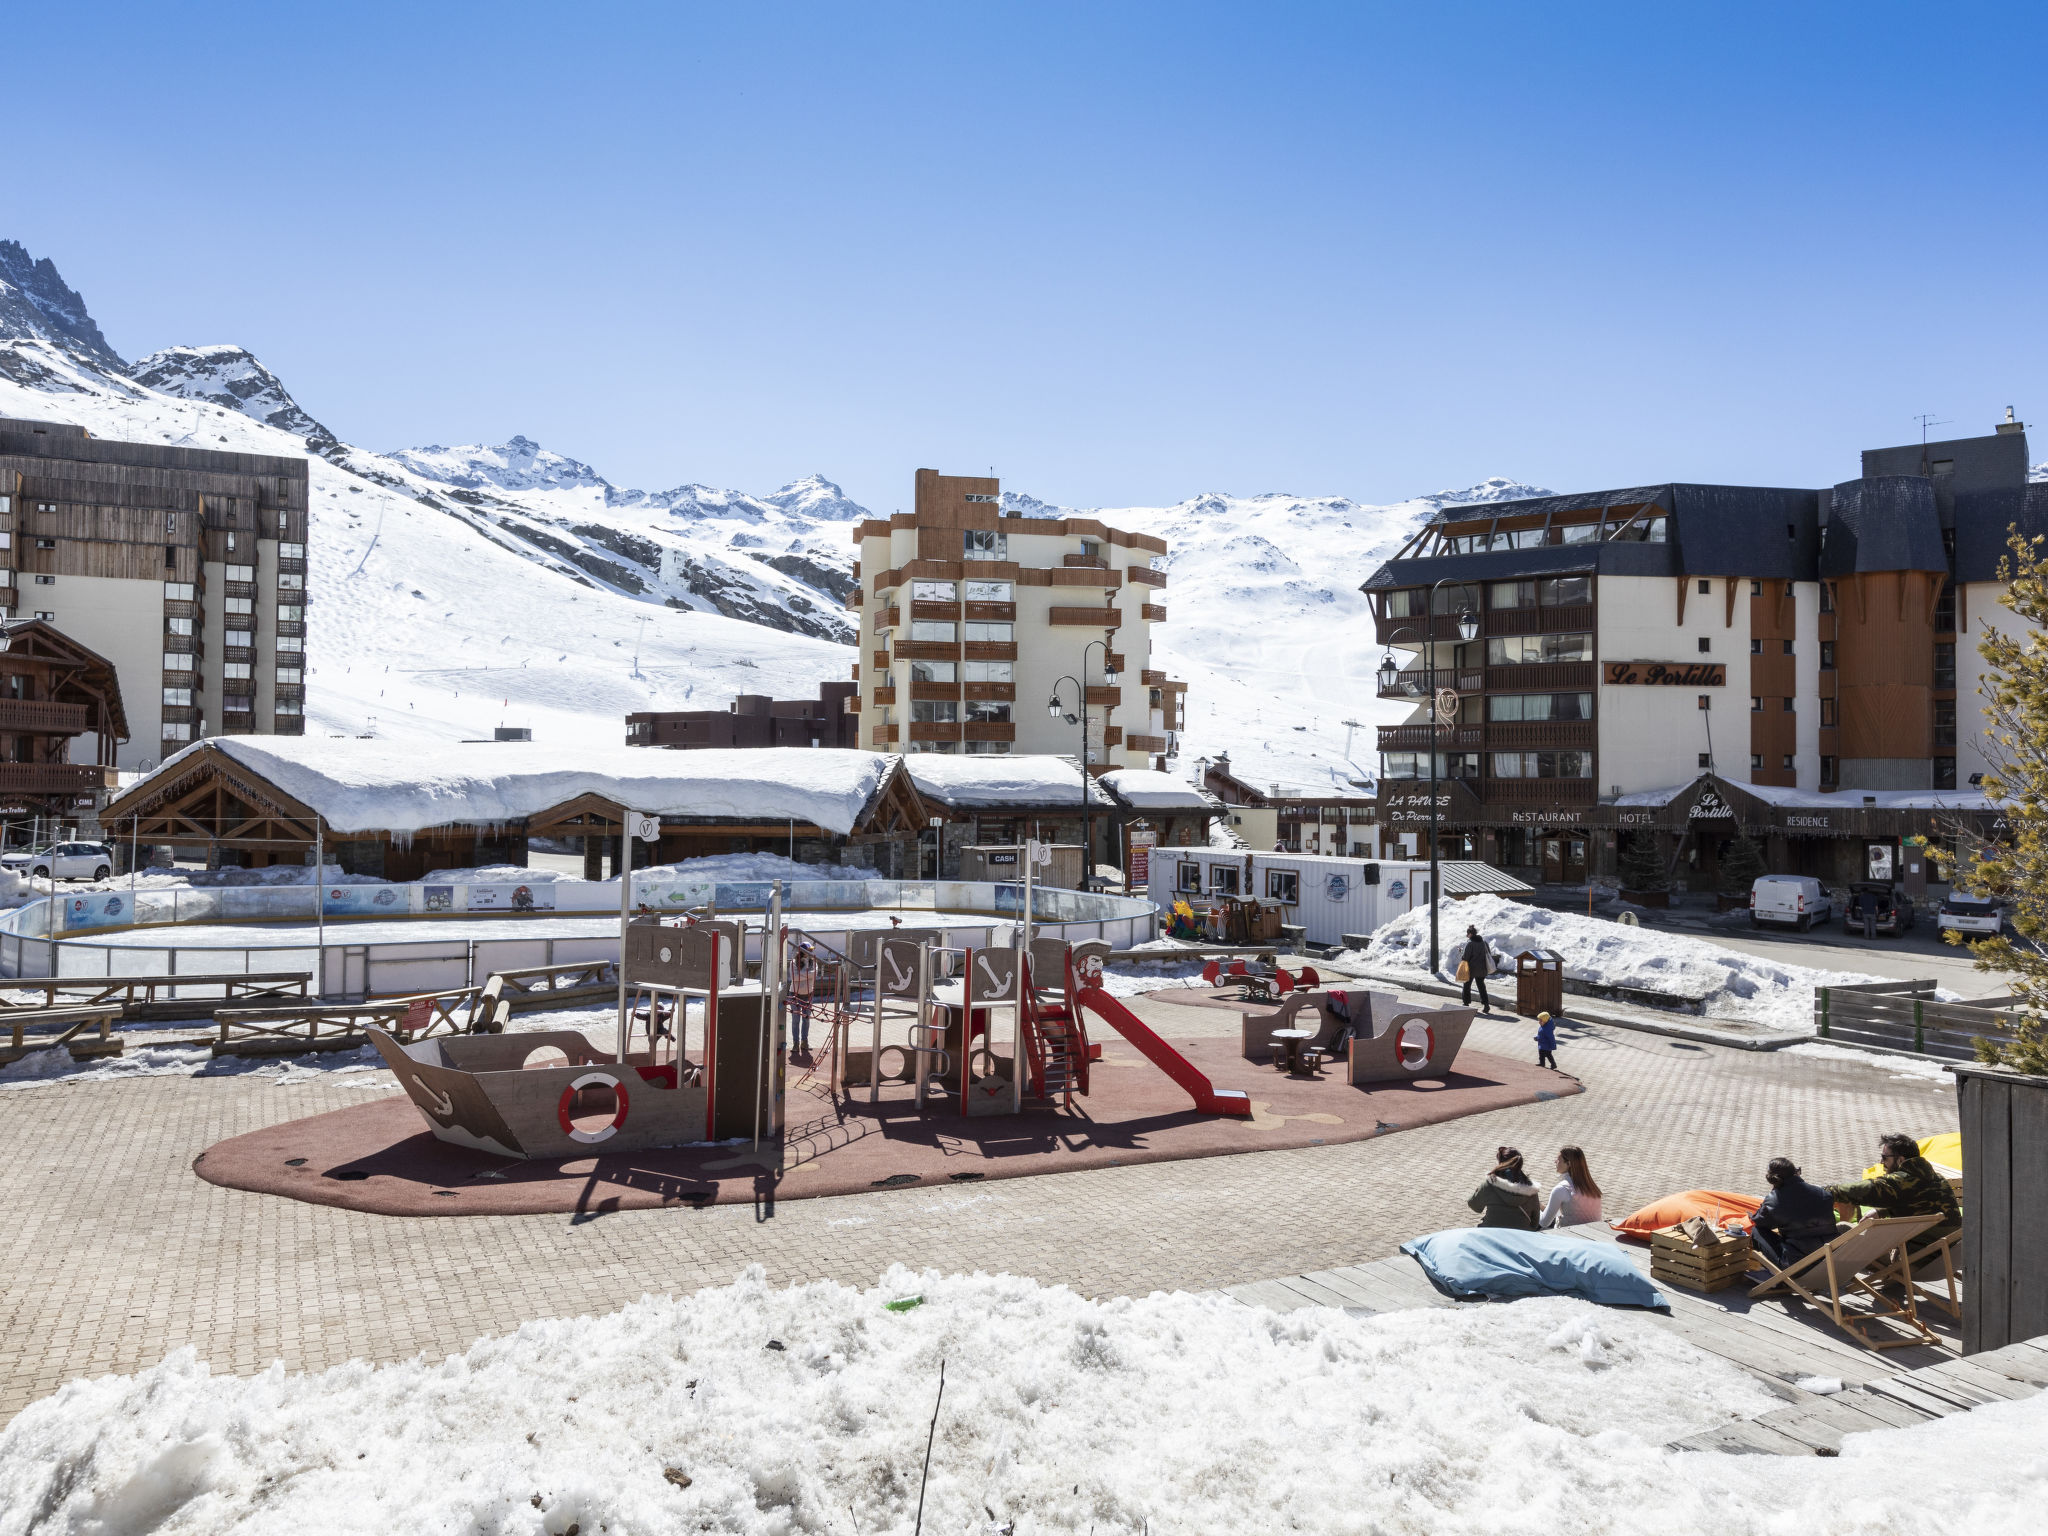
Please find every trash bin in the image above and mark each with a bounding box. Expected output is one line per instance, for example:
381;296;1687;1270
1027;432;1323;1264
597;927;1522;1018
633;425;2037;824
1516;949;1564;1018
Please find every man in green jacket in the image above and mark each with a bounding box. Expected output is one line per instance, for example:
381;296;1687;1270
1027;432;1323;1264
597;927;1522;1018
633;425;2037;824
1826;1132;1961;1253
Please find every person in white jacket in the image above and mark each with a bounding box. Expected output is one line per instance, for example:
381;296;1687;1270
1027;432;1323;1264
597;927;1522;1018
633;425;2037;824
1539;1144;1604;1228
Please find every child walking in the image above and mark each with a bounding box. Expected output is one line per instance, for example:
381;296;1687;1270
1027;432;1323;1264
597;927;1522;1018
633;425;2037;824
1534;1011;1558;1070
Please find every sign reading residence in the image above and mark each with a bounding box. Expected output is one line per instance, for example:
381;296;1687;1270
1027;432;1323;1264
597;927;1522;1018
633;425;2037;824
1604;661;1727;686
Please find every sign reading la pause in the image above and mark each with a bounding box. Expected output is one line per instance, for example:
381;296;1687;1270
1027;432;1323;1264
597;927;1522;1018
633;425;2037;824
1604;661;1726;687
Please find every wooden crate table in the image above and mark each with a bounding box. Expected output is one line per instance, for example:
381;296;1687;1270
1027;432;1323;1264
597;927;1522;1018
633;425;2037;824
1650;1225;1755;1294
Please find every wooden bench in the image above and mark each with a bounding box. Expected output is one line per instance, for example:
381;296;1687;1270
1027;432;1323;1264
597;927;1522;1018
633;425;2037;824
0;972;312;1022
212;1002;410;1057
0;1004;127;1065
490;959;617;1010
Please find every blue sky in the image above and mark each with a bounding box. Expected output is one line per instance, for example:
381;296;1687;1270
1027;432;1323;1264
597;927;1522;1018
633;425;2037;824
8;2;2043;509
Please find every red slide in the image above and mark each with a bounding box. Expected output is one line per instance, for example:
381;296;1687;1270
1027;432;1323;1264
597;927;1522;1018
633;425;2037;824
1073;986;1253;1118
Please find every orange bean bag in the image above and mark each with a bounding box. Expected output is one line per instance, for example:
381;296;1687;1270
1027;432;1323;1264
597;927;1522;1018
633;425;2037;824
1610;1189;1762;1236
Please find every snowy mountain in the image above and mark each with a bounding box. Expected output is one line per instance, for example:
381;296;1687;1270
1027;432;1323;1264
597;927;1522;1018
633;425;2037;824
0;237;1542;787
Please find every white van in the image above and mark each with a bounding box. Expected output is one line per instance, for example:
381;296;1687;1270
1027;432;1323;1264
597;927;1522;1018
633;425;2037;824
1749;874;1832;931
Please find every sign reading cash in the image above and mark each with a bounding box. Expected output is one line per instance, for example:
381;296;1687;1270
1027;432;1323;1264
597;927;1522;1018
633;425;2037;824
1604;661;1727;686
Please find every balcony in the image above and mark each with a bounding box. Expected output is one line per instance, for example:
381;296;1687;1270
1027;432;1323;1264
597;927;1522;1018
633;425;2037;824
1141;668;1166;686
1125;733;1168;753
872;724;899;744
1127;566;1166;587
1377;724;1485;751
1141;603;1167;622
278;557;306;577
963;721;1016;742
1063;553;1111;569
908;722;965;742
909;682;955;701
1375;669;1484;701
1048;567;1121;588
1103;725;1123;747
1372;609;1483;646
909;600;957;621
1050;606;1122;627
1085;684;1120;706
1486;604;1595;638
1487;721;1594;750
1487;660;1595;691
0;763;117;795
276;621;306;639
1105;651;1126;674
963;682;1015;702
872;650;890;670
872;686;897;706
0;699;89;734
894;640;961;662
273;717;306;736
1479;778;1596;806
963;641;1019;662
876;607;902;630
964;601;1016;622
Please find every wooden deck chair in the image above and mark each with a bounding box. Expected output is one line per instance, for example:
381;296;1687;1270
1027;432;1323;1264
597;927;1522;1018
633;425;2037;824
1747;1213;1943;1350
1905;1228;1962;1319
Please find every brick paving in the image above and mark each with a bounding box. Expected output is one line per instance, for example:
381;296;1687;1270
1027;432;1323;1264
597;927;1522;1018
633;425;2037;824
0;990;1954;1424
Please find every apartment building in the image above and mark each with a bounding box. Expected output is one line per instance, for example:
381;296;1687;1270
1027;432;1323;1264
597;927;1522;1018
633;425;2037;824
0;416;309;769
626;683;859;750
1361;414;2039;889
849;469;1186;769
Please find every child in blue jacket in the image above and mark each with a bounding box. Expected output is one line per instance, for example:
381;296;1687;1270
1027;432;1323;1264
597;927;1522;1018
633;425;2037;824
1535;1012;1558;1070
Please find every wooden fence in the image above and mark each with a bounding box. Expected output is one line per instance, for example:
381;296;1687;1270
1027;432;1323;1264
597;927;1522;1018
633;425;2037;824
1814;979;2026;1061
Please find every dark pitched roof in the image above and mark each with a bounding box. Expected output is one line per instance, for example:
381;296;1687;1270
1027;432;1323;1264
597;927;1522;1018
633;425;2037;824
1819;477;1948;578
1954;482;2048;584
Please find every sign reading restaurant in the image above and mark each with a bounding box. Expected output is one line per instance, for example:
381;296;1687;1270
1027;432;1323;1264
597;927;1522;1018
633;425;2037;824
1603;661;1727;686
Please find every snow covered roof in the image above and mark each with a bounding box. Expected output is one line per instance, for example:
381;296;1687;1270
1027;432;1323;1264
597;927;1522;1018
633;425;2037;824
902;754;1115;811
125;738;898;836
1613;779;1995;812
1098;768;1220;812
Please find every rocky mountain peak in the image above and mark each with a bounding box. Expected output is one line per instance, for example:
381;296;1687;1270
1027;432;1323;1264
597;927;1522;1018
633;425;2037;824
385;436;614;495
0;240;123;367
126;343;338;455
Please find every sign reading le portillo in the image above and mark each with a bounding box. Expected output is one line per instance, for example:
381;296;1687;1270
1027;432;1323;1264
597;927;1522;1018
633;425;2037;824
1604;661;1726;686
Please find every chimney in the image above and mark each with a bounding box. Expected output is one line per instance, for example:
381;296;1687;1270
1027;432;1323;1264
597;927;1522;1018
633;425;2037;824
1996;406;2028;436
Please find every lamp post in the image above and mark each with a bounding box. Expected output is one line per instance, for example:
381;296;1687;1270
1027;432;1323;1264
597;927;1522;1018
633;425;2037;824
1377;579;1480;975
1047;639;1120;892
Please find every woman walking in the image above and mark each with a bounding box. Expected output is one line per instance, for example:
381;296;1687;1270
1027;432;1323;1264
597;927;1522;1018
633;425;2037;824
1539;1145;1603;1229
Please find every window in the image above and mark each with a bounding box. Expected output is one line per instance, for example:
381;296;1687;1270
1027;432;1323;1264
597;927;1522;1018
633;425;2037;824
964;621;1013;642
275;635;303;652
1487;692;1593;722
1821;756;1838;785
277;604;303;622
278;512;288;535
1490;750;1591;779
1820;640;1836;670
964;580;1012;602
1209;864;1240;895
905;739;956;754
1785;581;1795;596
910;580;956;602
1932;458;1954;477
1266;869;1300;905
963;660;1012;683
964;493;999;504
277;667;303;685
162;723;193;743
226;531;237;551
1383;588;1428;618
1934;642;1955;690
1380;751;1475;779
1539;575;1591;607
1751;696;1763;712
30;610;52;621
1606;516;1668;543
963;529;1007;558
1782;697;1795;712
224;662;252;680
278;571;304;591
1934;700;1956;748
275;697;303;716
910;701;958;723
35;503;54;514
1819;583;1834;613
1557;520;1601;545
1698;751;1712;768
1486;633;1591;665
0;532;9;550
1781;639;1794;656
162;687;192;707
1698;579;1711;595
164;512;176;535
34;538;54;550
909;660;956;683
1750;580;1762;596
1176;862;1203;894
1934;581;1956;633
165;617;193;636
1750;753;1763;771
1749;638;1761;654
32;574;53;586
163;653;193;672
966;701;1010;723
1820;698;1837;727
1698;637;1711;653
1488;580;1536;610
1782;754;1796;770
1079;540;1099;560
1698;695;1711;710
1934;757;1956;789
909;620;956;642
963;740;1009;754
281;542;305;559
163;582;194;601
225;597;252;615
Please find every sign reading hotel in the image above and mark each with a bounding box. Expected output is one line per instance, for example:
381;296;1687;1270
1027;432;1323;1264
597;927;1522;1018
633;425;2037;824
1603;661;1726;686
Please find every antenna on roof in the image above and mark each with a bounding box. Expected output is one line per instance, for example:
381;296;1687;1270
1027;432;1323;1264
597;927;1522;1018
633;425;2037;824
1914;413;1949;443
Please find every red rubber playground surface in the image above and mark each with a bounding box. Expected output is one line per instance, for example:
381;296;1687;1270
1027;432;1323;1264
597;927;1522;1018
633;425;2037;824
194;1035;1580;1218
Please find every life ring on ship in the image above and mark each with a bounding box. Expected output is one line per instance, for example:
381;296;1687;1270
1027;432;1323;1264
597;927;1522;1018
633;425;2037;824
557;1071;632;1143
1397;1021;1437;1073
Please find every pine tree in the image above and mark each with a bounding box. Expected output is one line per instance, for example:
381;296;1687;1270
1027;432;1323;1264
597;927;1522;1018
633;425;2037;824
1619;831;1667;892
1948;530;2048;1074
1719;831;1768;892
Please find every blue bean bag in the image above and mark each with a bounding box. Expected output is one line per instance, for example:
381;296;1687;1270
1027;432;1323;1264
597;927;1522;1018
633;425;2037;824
1400;1228;1669;1309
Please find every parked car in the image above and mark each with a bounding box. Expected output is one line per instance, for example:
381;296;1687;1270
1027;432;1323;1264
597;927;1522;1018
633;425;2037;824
1843;881;1916;936
1748;874;1833;931
1937;891;2008;937
1;842;114;882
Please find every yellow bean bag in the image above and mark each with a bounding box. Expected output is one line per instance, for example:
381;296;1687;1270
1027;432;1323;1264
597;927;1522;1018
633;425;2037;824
1610;1189;1761;1236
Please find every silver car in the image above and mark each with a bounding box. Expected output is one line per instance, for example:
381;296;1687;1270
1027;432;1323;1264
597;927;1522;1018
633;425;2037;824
4;843;114;882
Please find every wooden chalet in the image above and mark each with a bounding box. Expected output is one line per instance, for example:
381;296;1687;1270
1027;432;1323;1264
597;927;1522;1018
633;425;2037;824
0;619;126;828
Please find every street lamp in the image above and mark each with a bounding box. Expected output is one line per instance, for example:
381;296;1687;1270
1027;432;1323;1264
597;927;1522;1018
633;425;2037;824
1047;639;1118;891
1379;579;1480;975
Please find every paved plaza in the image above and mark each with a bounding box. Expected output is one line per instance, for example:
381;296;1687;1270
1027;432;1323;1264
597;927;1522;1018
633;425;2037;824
0;986;1957;1424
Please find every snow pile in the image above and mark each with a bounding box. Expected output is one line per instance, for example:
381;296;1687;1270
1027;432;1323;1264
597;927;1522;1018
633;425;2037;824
629;851;833;886
903;753;1111;809
1097;766;1218;810
1356;893;1895;1031
148;739;892;836
1788;1042;1958;1084
0;1039;395;1092
5;1269;2039;1534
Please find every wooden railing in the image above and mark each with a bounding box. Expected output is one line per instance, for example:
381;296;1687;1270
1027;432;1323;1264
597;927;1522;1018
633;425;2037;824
0;699;89;734
1050;607;1121;627
1816;980;2023;1062
963;722;1015;742
1125;733;1168;753
1141;603;1167;622
1127;566;1166;587
1479;778;1596;805
0;763;117;793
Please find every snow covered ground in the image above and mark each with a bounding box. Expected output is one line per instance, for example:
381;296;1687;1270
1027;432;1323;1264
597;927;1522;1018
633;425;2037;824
1353;893;1913;1032
2;1269;2037;1536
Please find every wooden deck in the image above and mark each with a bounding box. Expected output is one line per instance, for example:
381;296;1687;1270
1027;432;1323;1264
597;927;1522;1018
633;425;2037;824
1224;1222;2045;1454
